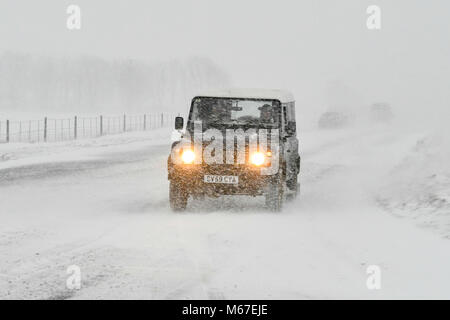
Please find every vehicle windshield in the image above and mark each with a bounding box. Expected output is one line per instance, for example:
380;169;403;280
189;97;281;129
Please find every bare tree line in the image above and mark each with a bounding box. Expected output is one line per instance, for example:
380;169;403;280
0;53;229;115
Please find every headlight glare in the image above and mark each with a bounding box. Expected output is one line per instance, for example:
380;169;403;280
250;152;265;166
181;149;195;164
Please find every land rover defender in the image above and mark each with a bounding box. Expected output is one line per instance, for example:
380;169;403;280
167;89;300;211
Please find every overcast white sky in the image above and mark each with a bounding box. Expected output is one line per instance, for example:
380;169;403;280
1;0;449;122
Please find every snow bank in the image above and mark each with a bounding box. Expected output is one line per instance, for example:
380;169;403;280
377;131;450;238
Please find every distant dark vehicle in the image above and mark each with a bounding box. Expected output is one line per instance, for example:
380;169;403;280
318;111;350;129
369;103;393;123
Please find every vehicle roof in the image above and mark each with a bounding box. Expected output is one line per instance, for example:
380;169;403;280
193;88;295;103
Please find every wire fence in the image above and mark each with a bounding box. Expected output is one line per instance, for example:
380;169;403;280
0;113;177;143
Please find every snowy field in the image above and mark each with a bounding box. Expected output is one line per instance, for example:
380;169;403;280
0;123;449;299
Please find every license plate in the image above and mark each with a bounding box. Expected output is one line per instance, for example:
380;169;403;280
204;175;239;184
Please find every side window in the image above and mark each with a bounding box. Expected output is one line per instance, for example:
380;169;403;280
282;103;288;128
287;102;296;122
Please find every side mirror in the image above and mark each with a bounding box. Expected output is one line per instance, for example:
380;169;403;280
286;121;296;136
175;116;184;130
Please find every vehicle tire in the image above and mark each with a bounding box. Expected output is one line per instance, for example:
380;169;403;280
265;178;284;212
286;173;298;191
286;170;301;201
169;181;188;211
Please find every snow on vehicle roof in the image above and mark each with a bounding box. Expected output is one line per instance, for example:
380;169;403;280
194;88;295;103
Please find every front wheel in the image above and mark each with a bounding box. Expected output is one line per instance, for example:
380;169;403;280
265;179;284;212
169;182;188;211
286;174;300;201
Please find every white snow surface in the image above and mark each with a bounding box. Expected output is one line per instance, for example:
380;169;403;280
0;124;449;299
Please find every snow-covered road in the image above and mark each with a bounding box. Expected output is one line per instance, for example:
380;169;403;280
0;127;449;299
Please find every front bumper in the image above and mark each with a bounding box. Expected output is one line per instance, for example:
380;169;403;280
168;163;275;196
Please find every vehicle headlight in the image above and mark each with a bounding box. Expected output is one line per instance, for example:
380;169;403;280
181;149;195;164
250;152;265;166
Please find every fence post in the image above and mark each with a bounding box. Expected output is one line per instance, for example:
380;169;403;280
100;115;103;136
74;116;77;139
123;114;126;132
44;117;47;142
161;113;164;128
6;120;9;143
143;114;147;131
